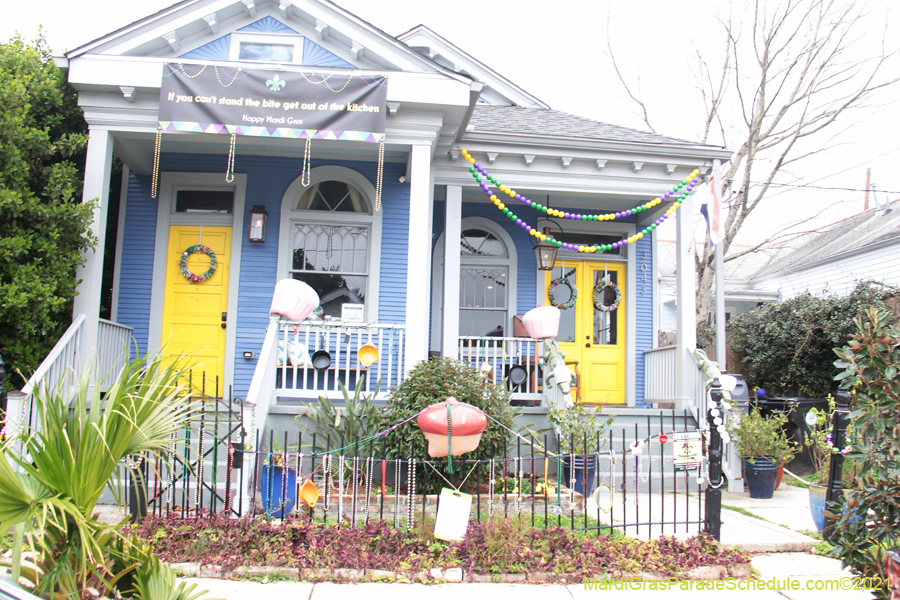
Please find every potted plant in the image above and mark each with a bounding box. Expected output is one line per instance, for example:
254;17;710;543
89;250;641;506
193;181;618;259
259;441;297;517
803;402;833;531
727;408;798;499
548;404;615;495
803;398;858;531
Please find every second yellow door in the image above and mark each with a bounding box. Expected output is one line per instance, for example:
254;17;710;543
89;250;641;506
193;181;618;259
545;261;626;404
160;226;231;396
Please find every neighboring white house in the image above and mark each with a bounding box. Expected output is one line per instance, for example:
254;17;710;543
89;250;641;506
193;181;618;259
746;199;900;298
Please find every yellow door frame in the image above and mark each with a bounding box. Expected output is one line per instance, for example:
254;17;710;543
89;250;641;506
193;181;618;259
545;260;626;404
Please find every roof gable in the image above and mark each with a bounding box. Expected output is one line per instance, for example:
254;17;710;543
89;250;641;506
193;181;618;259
66;0;463;77
397;25;548;108
177;16;354;67
751;200;900;279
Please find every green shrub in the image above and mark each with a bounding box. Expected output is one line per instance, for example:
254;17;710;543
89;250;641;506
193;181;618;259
0;34;96;388
727;282;897;397
369;358;521;489
828;306;900;599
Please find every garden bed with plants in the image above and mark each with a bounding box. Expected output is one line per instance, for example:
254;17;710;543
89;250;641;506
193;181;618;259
129;514;751;582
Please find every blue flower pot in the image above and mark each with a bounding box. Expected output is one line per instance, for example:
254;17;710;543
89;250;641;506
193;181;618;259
744;457;778;499
561;456;597;496
260;465;297;517
809;484;827;531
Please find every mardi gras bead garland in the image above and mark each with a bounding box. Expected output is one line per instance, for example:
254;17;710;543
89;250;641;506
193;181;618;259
460;149;701;252
593;279;621;312
179;245;217;283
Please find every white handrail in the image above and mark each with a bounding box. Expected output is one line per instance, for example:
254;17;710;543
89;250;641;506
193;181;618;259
21;313;85;400
246;320;279;437
644;346;677;403
97;319;133;391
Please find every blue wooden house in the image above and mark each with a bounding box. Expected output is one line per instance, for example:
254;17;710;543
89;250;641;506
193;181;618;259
20;0;734;470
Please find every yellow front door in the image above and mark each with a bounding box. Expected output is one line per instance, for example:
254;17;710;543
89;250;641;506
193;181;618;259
161;226;231;396
545;261;626;404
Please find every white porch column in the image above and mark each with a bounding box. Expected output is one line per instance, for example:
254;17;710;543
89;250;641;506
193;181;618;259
404;144;434;372
674;179;697;405
441;185;462;358
713;159;726;372
73;128;114;370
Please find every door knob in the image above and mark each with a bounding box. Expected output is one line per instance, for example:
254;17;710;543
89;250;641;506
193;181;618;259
221;323;227;329
585;343;591;348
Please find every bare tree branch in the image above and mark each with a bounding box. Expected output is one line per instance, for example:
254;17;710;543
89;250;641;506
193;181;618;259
605;14;657;133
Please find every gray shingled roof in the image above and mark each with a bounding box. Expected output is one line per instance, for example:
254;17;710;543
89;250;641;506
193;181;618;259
751;200;900;278
468;105;699;145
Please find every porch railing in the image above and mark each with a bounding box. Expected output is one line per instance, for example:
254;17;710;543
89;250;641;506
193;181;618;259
644;346;677;403
97;319;133;391
271;321;406;400
21;314;85;405
456;336;544;403
643;345;707;419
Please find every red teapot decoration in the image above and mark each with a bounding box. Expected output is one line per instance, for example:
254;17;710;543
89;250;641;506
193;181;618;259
416;397;488;457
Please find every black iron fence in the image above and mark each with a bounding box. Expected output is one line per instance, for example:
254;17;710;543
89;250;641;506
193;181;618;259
129;390;724;540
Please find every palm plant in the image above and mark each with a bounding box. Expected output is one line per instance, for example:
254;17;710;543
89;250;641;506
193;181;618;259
0;352;209;600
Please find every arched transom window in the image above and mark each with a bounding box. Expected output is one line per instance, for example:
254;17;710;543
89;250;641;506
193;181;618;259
288;178;373;319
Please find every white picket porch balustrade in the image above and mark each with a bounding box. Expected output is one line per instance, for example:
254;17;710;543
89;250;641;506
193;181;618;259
456;336;545;403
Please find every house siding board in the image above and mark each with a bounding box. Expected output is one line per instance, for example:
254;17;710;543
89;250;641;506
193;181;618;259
114;153;405;399
756;240;900;299
634;236;652;407
632;236;656;408
377;163;410;325
117;172;157;358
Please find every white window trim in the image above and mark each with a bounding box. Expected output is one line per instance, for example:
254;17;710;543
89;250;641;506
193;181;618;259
278;166;382;322
430;216;518;352
148;172;247;395
229;32;304;64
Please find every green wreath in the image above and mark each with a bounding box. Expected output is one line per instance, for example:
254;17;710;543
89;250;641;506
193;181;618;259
548;277;577;310
593;279;621;312
179;244;217;283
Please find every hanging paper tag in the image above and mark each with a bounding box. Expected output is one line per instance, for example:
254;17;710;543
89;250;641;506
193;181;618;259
672;432;702;471
434;488;473;541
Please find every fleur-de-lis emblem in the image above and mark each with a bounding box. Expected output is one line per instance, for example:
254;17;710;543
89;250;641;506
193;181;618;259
266;74;286;92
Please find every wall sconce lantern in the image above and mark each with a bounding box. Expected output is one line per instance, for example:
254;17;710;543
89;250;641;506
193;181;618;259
535;227;559;271
248;205;268;243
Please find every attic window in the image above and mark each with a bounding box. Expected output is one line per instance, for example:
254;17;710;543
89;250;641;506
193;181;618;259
229;33;303;64
239;42;293;62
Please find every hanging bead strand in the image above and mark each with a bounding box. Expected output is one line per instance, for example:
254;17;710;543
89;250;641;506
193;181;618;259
225;133;236;183
151;126;162;199
301;137;312;187
374;140;385;212
407;457;415;530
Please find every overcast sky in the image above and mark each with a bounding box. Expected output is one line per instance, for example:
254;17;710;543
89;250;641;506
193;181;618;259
5;0;899;245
